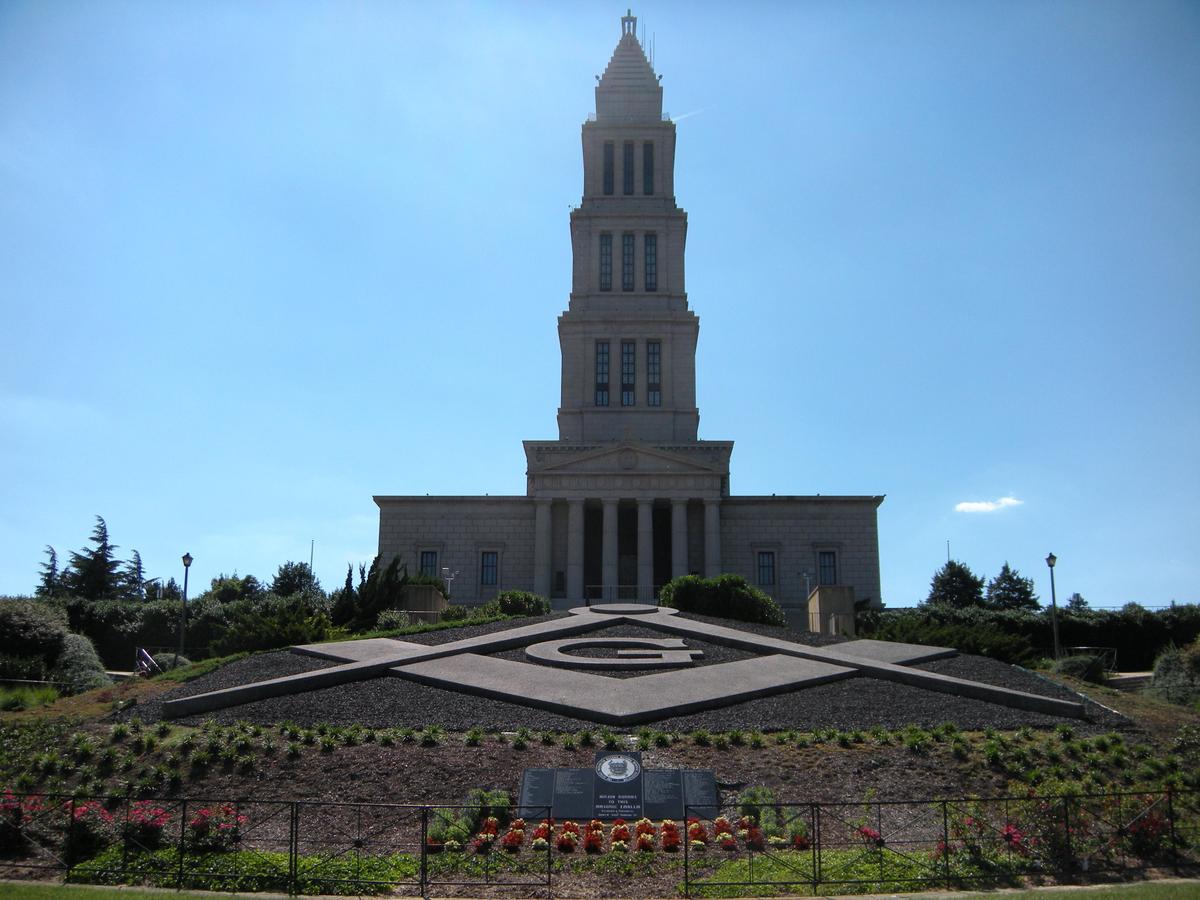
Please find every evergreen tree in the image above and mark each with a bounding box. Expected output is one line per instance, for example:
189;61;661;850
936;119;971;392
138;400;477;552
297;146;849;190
985;562;1039;611
331;563;357;627
161;577;183;601
924;560;985;608
270;561;322;597
63;516;122;600
1066;592;1089;611
120;550;146;600
36;546;62;597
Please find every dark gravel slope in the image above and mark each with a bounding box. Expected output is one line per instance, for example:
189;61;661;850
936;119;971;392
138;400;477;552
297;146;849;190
130;614;1124;732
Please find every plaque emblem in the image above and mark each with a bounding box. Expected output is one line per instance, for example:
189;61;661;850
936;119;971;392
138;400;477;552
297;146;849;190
595;753;642;784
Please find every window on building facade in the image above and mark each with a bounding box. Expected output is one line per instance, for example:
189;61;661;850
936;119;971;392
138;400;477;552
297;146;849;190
818;551;837;586
594;341;610;406
420;550;438;578
643;142;654;195
644;233;657;292
646;339;661;407
622;233;634;291
623;141;634;195
480;551;498;586
599;234;612;291
757;551;776;586
603;142;614;195
621;340;635;406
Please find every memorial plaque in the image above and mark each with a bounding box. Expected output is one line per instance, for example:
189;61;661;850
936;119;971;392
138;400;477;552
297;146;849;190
643;769;684;821
592;751;644;820
517;768;555;819
552;768;594;820
682;770;720;819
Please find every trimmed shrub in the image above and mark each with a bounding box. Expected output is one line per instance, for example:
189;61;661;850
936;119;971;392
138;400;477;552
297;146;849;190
375;609;411;630
0;598;68;665
1149;641;1200;707
1052;654;1106;684
659;574;787;626
210;594;331;656
52;633;111;694
151;653;191;672
441;605;471;621
481;590;550;618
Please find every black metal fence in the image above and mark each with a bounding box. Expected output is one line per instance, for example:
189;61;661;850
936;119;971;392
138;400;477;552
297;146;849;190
1;788;1196;897
683;788;1200;897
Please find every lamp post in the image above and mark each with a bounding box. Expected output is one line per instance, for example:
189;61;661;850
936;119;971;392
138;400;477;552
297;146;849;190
1046;552;1061;661
177;552;193;668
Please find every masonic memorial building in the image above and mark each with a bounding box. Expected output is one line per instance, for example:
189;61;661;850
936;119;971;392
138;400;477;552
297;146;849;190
375;13;883;622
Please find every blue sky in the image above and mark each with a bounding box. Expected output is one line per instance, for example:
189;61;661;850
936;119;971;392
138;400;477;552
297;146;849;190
1;1;1197;608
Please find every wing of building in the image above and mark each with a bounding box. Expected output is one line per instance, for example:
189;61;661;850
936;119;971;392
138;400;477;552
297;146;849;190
375;12;883;621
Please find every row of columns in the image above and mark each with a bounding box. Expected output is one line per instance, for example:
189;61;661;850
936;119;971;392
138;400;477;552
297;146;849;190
533;497;721;601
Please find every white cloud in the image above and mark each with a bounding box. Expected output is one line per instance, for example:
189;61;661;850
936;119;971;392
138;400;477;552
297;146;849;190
955;496;1024;513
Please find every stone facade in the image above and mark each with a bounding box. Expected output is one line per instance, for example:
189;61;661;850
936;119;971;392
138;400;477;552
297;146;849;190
376;13;884;614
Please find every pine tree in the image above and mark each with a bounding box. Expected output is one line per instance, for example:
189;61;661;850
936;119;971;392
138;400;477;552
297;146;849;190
63;516;122;600
121;550;146;600
36;546;62;597
985;562;1039;611
1066;592;1089;611
331;563;357;627
270;561;321;597
924;560;985;608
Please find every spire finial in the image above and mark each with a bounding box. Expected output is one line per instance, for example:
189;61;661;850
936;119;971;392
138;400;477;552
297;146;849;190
622;9;636;37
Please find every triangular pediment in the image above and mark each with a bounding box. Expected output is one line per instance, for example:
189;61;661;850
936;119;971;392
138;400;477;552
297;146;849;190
533;442;723;476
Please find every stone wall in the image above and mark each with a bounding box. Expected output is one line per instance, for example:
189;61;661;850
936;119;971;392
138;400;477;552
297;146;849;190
375;496;536;606
719;496;883;615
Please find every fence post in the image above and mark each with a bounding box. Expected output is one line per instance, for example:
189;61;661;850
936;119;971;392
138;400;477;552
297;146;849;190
1166;788;1179;877
812;803;821;894
1062;794;1074;881
66;797;76;877
288;802;298;893
419;805;428;897
176;798;187;889
941;799;951;890
683;804;690;898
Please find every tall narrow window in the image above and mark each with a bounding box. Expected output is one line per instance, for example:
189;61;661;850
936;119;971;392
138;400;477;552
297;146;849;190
599;234;612;291
643;142;654;195
621;340;636;406
602;142;614;195
646;340;661;407
644;233;657;292
818;551;838;586
594;341;610;407
480;551;498;586
622;233;634;291
419;551;438;578
757;551;776;586
623;141;634;195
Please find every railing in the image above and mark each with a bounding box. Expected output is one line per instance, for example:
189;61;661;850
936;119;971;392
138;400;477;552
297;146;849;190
583;584;656;604
0;794;552;897
1;789;1196;896
683;789;1200;897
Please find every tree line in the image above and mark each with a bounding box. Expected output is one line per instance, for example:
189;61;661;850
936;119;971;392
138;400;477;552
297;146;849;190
924;559;1087;612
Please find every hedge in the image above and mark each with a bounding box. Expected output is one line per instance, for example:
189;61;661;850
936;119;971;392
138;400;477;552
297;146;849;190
659;574;787;626
857;603;1200;669
480;590;550;618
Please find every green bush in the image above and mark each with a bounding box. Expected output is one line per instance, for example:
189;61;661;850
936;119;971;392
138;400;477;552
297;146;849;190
375;609;411;630
0;653;50;681
1052;654;1107;684
480;590;550;618
441;605;471;621
659;574;787;626
52;632;111;693
0;597;68;664
857;603;1200;669
1149;641;1200;707
210;594;331;656
152;652;192;672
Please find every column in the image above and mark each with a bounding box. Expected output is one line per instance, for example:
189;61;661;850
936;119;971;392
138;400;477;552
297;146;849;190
566;499;584;601
637;499;654;602
601;498;619;601
671;498;688;579
703;498;721;578
533;499;552;598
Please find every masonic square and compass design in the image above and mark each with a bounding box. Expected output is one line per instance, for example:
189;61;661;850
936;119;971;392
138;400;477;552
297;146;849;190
161;604;1086;724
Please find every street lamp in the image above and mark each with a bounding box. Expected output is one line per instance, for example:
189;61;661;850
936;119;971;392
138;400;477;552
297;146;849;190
177;553;193;668
1045;552;1061;661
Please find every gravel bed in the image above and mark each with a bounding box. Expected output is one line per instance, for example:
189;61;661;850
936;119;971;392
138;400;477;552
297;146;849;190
130;613;1125;732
